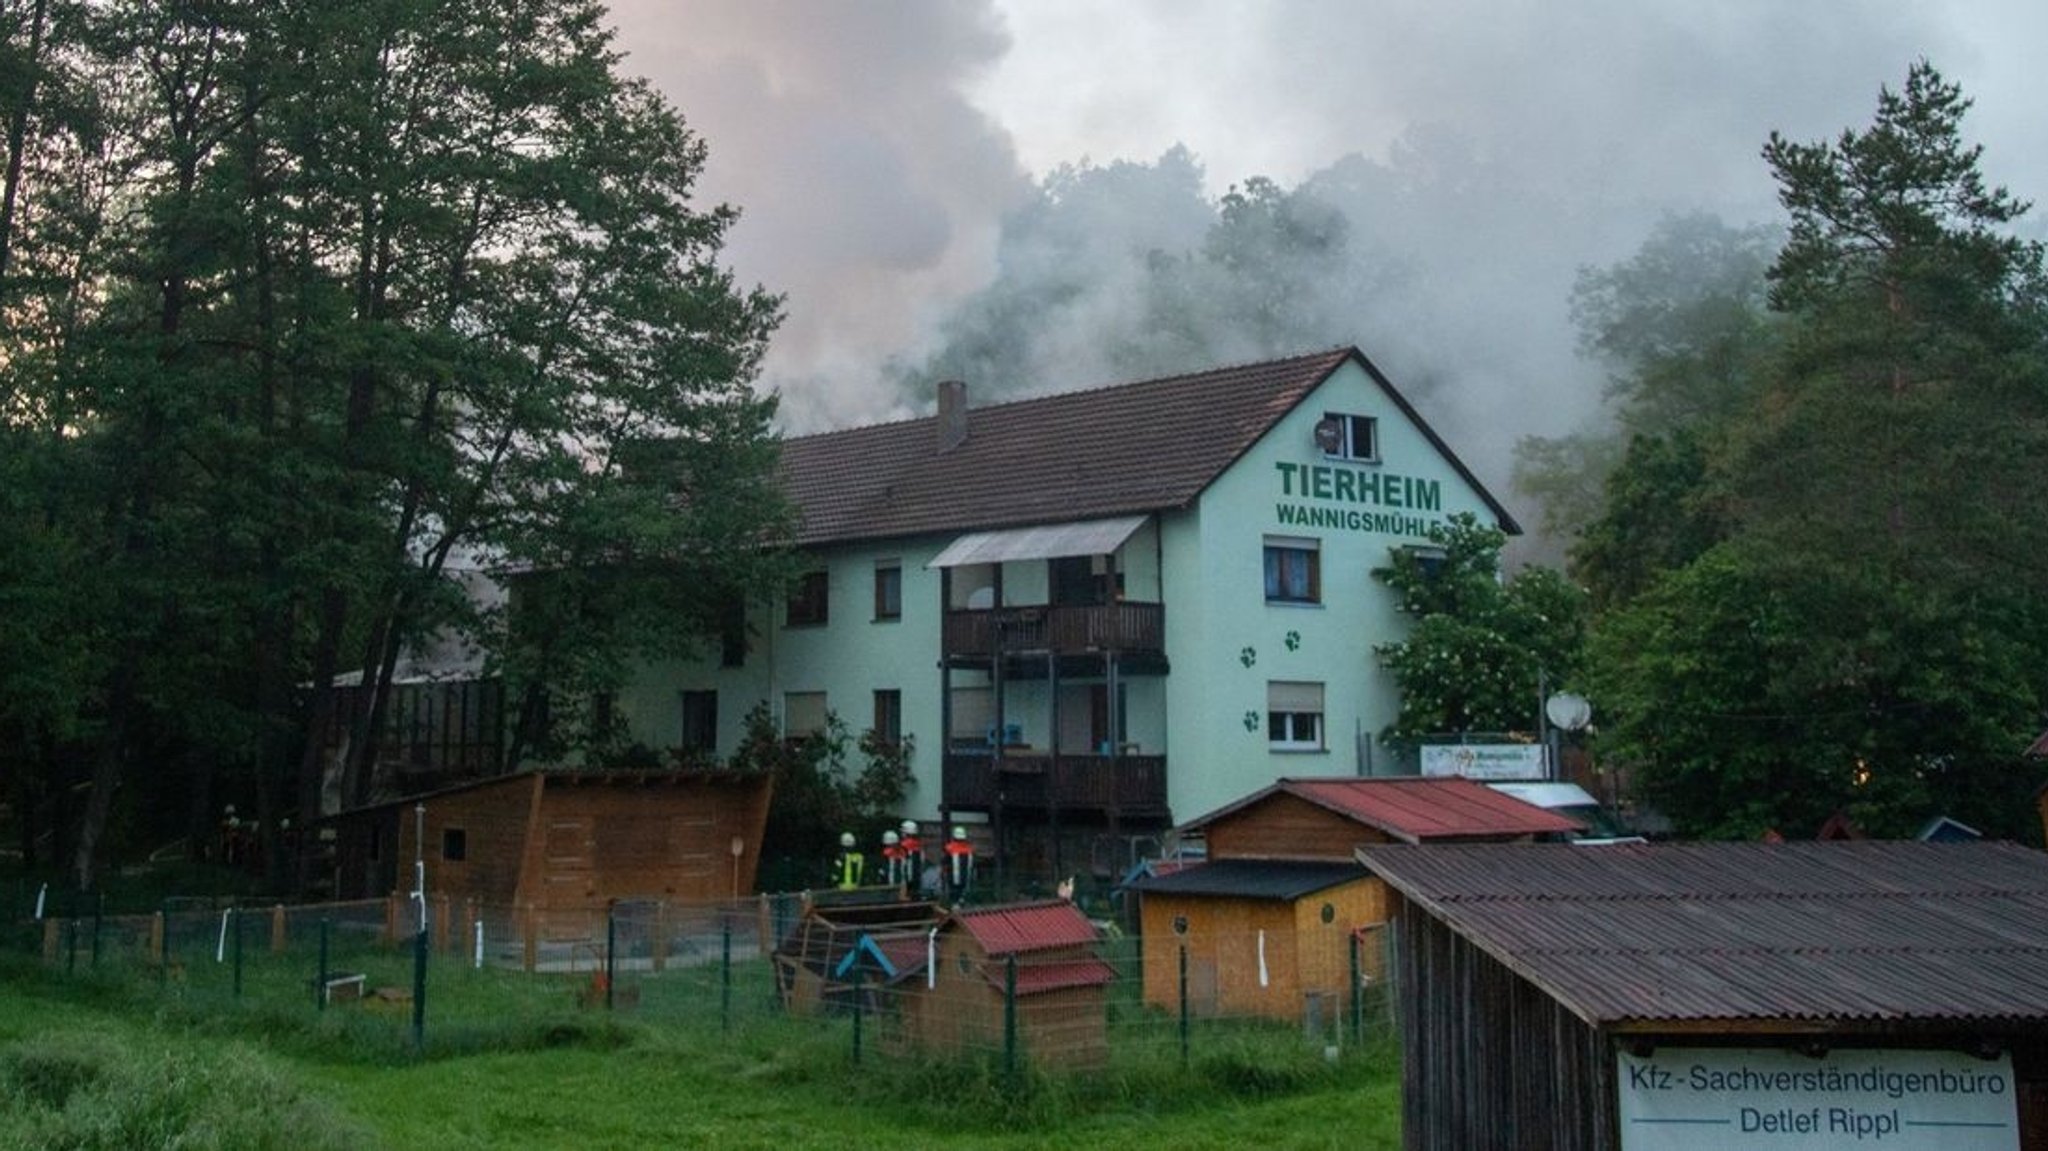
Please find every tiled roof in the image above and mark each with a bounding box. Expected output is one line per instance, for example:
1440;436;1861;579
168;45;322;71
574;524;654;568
1008;955;1116;996
1181;776;1583;844
1127;858;1369;900
778;347;1519;546
952;899;1101;956
1358;840;2048;1028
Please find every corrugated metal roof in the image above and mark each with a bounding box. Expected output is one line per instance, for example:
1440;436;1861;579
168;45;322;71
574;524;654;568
778;347;1521;546
1357;840;2048;1028
926;515;1148;569
1181;776;1582;844
1127;858;1369;900
1009;956;1117;996
953;899;1100;956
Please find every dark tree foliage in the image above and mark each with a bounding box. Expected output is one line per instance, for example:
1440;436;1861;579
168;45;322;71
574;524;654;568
0;0;788;888
1588;62;2048;840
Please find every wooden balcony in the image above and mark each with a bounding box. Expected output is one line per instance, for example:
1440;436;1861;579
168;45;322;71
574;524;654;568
941;751;1169;819
942;602;1165;659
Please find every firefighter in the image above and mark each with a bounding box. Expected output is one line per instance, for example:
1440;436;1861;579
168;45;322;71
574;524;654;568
833;831;865;890
880;829;903;887
898;819;925;892
943;825;975;903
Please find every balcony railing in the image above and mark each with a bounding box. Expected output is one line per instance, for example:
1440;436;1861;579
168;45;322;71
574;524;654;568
942;602;1164;658
941;751;1168;817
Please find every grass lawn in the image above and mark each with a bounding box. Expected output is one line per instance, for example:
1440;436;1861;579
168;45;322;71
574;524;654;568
0;952;1402;1151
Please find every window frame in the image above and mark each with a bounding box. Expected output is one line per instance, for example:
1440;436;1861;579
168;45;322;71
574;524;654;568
784;691;829;744
1267;681;1326;752
681;689;718;753
872;688;903;747
1263;535;1322;605
786;570;829;627
874;561;902;621
1322;411;1379;463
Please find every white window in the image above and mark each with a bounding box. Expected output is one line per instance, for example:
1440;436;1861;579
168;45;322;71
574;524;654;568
783;691;828;742
1319;412;1378;463
949;686;993;745
1264;535;1321;604
1267;681;1325;751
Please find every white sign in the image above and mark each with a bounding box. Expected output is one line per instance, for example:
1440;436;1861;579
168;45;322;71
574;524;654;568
1418;743;1547;780
1617;1046;2018;1150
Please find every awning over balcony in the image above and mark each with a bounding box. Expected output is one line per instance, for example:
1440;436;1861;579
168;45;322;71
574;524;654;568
926;514;1147;569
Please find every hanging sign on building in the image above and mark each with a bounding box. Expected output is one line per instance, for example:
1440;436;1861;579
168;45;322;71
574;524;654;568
1418;743;1547;780
1616;1046;2018;1150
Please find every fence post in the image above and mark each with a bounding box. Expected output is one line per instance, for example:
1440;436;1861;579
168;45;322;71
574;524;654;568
272;904;287;954
386;892;400;944
434;894;451;955
42;918;58;965
653;901;668;973
605;905;617;1012
91;892;103;967
232;907;244;999
721;921;732;1034
850;963;864;1066
317;918;331;1012
522;903;537;973
156;906;169;988
412;924;428;1052
1004;953;1018;1078
65;918;77;975
1178;942;1189;1067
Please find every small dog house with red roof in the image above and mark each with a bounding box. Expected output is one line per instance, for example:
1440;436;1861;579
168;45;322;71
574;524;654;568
895;898;1115;1068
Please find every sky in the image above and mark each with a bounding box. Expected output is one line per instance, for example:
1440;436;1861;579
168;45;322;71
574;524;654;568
603;1;2048;462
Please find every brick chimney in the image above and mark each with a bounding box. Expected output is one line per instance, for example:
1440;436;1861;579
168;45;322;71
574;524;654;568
936;379;967;453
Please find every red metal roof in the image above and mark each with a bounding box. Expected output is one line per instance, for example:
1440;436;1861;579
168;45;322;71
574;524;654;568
1183;776;1582;844
778;347;1520;546
952;899;1101;957
1009;956;1116;996
1358;840;2048;1028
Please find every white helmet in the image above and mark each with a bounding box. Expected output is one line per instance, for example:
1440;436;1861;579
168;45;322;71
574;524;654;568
882;830;900;846
900;819;918;835
839;831;855;848
952;825;968;840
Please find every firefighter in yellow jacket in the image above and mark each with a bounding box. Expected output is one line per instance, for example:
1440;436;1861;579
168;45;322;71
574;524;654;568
833;831;865;890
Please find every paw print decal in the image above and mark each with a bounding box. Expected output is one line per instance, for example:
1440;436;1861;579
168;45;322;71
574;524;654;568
1239;646;1257;668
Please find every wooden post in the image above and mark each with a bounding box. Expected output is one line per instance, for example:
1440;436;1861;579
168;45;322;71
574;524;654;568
41;918;59;964
433;894;451;954
148;911;164;964
385;891;401;943
521;903;537;973
271;904;287;954
652;900;668;973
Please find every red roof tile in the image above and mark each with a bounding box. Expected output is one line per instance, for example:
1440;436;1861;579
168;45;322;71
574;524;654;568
778;347;1519;546
1182;776;1582;844
1008;956;1116;996
952;899;1100;956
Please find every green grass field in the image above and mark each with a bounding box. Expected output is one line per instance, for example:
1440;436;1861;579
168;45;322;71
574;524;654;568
0;949;1402;1151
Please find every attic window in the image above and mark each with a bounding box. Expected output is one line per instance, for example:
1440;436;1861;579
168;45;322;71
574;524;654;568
1319;412;1378;463
442;828;467;862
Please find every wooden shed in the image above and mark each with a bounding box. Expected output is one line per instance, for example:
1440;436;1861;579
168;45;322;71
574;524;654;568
896;899;1115;1069
1129;777;1578;1024
1359;840;2048;1151
326;768;772;939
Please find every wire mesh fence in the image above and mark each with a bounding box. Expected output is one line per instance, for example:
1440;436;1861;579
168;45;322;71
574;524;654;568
13;889;1399;1072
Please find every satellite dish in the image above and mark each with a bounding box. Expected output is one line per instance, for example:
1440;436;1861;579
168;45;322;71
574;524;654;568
1313;417;1344;454
1545;692;1592;732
